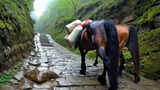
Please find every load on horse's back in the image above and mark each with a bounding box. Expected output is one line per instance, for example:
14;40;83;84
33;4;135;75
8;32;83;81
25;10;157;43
64;19;140;90
64;19;92;44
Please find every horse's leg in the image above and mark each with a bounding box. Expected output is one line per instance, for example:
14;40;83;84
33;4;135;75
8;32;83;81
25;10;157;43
97;47;108;85
118;36;127;76
119;52;125;76
107;50;119;90
127;45;140;83
98;65;106;85
80;49;87;75
129;48;140;83
93;51;98;66
97;47;118;90
108;67;118;90
126;26;140;83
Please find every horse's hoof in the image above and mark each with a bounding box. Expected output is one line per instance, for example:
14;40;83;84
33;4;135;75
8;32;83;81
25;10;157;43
134;76;140;83
97;75;106;85
80;70;86;75
108;87;111;90
108;87;117;90
118;70;122;77
119;66;125;77
93;63;97;66
134;73;140;83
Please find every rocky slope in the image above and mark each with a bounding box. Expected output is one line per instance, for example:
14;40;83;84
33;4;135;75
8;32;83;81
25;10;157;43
0;0;34;72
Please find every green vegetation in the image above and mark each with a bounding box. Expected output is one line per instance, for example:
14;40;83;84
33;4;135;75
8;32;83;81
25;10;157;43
139;28;160;80
36;0;160;80
0;72;12;86
0;60;22;86
0;0;34;71
133;5;160;25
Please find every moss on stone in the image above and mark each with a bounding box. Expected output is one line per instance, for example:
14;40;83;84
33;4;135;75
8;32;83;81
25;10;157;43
0;0;34;71
139;28;160;80
139;28;160;55
0;20;5;29
133;5;160;25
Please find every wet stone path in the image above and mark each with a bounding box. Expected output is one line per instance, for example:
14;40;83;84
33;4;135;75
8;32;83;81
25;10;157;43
3;33;160;90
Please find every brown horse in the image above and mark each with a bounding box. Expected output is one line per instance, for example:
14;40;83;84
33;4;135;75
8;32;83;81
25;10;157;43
94;24;140;79
75;20;119;90
75;20;140;89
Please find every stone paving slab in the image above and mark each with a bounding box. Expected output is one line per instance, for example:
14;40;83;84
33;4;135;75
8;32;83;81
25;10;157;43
40;34;54;47
54;86;108;90
56;76;101;87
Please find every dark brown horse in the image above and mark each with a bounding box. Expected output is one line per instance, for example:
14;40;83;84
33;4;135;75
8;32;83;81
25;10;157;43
75;20;140;90
93;24;140;81
75;20;119;90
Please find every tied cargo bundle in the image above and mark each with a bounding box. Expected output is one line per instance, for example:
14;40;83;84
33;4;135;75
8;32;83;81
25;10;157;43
64;25;83;45
65;20;82;34
64;19;92;47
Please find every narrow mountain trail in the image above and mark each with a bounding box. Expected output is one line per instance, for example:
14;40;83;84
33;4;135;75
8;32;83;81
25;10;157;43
1;33;159;90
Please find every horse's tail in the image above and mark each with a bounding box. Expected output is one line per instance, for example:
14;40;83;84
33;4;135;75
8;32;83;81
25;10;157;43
103;20;119;89
75;30;83;49
126;26;139;58
126;26;140;82
104;20;119;57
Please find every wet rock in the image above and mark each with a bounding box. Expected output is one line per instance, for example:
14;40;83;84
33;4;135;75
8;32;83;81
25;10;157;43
10;79;19;85
24;69;59;84
54;87;70;90
122;15;135;24
49;67;62;75
28;61;41;67
30;51;36;56
39;71;60;82
39;58;48;63
4;46;11;56
28;58;41;67
24;69;39;83
13;71;24;81
22;79;33;90
0;85;15;90
38;66;48;71
33;81;56;89
40;63;49;67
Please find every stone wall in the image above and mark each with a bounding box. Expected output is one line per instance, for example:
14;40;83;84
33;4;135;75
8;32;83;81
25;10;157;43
0;0;34;71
